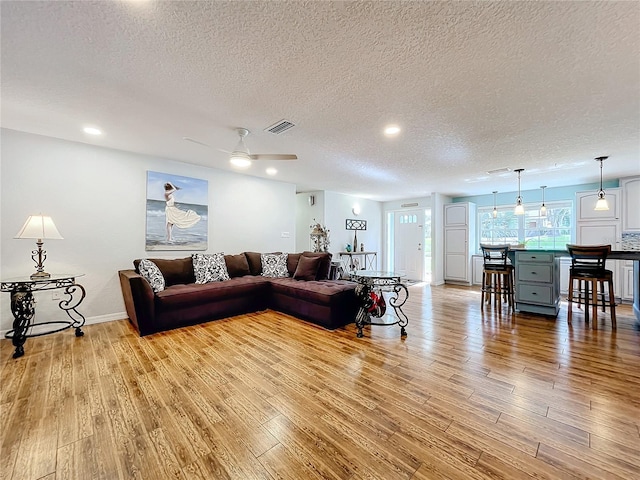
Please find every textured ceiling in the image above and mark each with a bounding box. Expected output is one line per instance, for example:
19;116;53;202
1;1;639;201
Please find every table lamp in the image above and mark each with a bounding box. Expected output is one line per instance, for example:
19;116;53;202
14;215;64;279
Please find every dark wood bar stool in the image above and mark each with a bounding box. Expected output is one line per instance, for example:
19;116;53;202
566;244;616;330
480;244;514;312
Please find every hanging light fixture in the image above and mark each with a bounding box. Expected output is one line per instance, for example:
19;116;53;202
594;156;610;211
514;168;525;215
492;191;498;218
540;186;547;217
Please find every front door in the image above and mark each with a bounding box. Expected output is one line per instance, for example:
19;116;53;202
393;209;424;281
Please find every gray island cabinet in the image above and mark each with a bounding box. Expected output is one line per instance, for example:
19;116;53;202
515;251;560;316
512;249;640;322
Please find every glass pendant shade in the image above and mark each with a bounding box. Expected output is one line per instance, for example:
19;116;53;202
514;169;525;215
540;186;547;217
514;198;525;215
594;156;609;211
492;191;498;218
594;194;609;211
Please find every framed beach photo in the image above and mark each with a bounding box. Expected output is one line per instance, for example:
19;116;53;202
145;171;208;251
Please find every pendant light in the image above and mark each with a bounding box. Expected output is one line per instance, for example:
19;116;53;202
514;168;525;215
540;186;547;217
492;191;498;218
594;156;610;211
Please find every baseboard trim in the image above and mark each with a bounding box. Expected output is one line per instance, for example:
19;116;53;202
0;312;127;338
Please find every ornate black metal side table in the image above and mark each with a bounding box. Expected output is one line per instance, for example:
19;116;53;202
351;270;409;338
1;274;86;359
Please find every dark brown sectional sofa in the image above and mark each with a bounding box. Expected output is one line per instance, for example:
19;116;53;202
118;251;359;336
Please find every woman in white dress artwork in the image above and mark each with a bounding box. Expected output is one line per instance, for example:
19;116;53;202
164;182;201;241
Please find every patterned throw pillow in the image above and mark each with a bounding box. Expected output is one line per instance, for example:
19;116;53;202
138;259;165;293
192;253;231;284
261;253;289;278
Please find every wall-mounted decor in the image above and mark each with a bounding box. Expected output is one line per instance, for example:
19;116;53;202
345;218;367;251
345;219;367;230
146;171;208;251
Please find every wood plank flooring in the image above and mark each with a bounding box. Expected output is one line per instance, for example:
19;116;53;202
1;284;639;479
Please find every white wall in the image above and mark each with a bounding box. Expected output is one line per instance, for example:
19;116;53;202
324;192;382;262
295;191;325;252
295;190;383;268
0;129;296;331
431;192;452;285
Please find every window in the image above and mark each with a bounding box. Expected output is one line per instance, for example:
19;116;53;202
478;201;573;251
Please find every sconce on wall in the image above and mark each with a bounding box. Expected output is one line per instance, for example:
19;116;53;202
594;156;609;211
308;195;315;206
352;204;361;216
514;168;525;215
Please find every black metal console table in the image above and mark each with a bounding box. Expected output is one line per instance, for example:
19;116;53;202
1;274;86;359
351;270;409;338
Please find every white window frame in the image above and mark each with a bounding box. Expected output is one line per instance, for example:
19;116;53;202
477;200;574;252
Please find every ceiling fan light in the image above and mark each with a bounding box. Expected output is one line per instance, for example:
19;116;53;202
230;151;251;168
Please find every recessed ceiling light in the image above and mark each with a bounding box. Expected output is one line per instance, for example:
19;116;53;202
384;125;401;136
266;167;277;176
83;126;102;135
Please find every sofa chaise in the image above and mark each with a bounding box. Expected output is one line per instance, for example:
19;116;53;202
118;251;359;336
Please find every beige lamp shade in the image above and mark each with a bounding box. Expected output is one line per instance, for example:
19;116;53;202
15;215;63;240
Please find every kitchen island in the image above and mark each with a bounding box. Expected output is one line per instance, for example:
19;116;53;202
509;249;640;323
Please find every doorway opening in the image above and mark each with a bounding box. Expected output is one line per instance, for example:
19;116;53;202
387;208;431;282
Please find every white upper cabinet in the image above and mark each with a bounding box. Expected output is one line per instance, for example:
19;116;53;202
444;203;469;226
621;177;640;231
576;188;621;222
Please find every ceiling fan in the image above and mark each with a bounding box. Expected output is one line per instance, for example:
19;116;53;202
224;128;297;168
184;127;298;168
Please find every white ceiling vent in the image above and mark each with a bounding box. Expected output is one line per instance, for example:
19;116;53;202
265;120;296;135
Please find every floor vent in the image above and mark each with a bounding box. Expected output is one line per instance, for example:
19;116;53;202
265;120;295;135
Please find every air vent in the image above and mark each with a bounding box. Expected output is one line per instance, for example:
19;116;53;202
486;167;511;175
265;120;295;135
401;203;419;208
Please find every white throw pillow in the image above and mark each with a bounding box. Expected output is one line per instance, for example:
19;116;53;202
261;253;289;278
192;253;230;284
138;259;165;293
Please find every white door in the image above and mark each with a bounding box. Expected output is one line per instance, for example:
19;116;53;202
394;209;424;280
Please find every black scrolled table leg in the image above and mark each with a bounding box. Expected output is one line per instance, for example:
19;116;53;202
9;289;35;358
59;284;87;337
389;282;409;337
354;281;373;338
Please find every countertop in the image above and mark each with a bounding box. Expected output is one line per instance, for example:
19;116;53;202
511;249;640;260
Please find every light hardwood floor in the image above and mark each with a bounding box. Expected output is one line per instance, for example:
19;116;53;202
1;284;639;480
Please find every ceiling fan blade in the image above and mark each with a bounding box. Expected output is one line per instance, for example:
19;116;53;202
250;154;298;161
183;136;210;147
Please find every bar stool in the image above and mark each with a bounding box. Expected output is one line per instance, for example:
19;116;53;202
566;244;616;330
480;244;514;312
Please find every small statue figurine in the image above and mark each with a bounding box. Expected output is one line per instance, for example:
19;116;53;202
360;243;364;252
